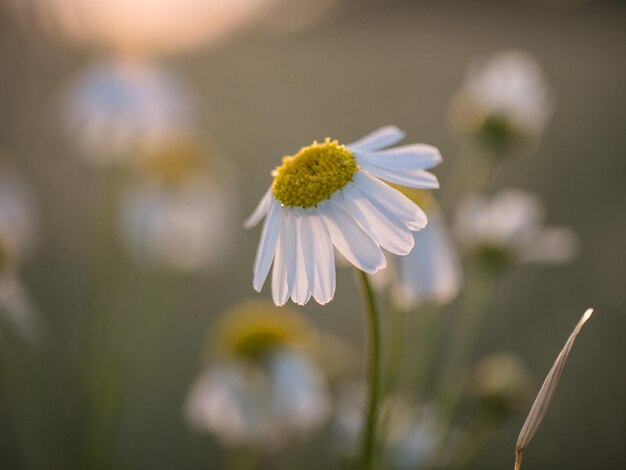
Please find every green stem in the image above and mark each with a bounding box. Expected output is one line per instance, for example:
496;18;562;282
381;303;405;395
357;270;381;470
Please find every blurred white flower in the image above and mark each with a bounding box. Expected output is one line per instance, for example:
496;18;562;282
334;384;442;469
118;135;236;271
184;301;330;451
119;176;234;272
0;168;38;261
469;352;531;420
11;0;281;56
384;405;442;470
384;189;462;310
455;189;579;269
393;212;462;309
0;166;41;342
450;50;552;153
246;126;442;306
62;59;195;167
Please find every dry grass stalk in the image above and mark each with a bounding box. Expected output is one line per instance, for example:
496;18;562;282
514;308;594;470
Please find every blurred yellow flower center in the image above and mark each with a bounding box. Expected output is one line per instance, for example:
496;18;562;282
272;138;358;208
230;328;294;360
214;302;312;362
139;140;205;184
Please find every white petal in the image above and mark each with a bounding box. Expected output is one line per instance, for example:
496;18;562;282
253;198;281;292
346;126;406;152
301;208;336;304
244;187;272;229
342;183;414;256
352;171;428;231
272;208;297;306
357;160;440;189
291;209;312;305
353;144;442;172
393;215;463;310
321;197;386;274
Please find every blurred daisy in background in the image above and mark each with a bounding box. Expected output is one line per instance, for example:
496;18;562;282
429;352;531;469
334;384;443;469
378;188;462;310
0;163;41;342
62;59;195;167
118;136;237;271
449;50;552;156
383;401;443;470
184;300;330;451
246;126;442;306
334;357;529;470
469;352;531;422
454;189;579;272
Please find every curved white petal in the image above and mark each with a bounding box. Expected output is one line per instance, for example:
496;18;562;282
301;208;336;304
291;209;312;305
357;161;440;189
394;214;463;309
346;126;406;152
342;183;414;256
253;198;281;291
272;208;297;306
244;187;272;229
353;144;442;172
352;171;428;231
321;197;386;274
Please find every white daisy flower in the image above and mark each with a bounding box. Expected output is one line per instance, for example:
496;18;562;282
388;190;462;310
450;50;551;153
62;59;194;167
184;301;330;451
245;126;442;306
455;189;579;269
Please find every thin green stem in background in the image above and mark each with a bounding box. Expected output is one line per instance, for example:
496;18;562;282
432;268;496;466
357;270;381;470
381;303;406;396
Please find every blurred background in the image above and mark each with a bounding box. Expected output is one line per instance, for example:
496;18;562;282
0;0;625;469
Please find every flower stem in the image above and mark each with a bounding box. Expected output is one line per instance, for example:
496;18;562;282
357;270;381;470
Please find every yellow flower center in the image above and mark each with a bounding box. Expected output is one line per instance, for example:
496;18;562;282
272;138;358;208
213;301;313;362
